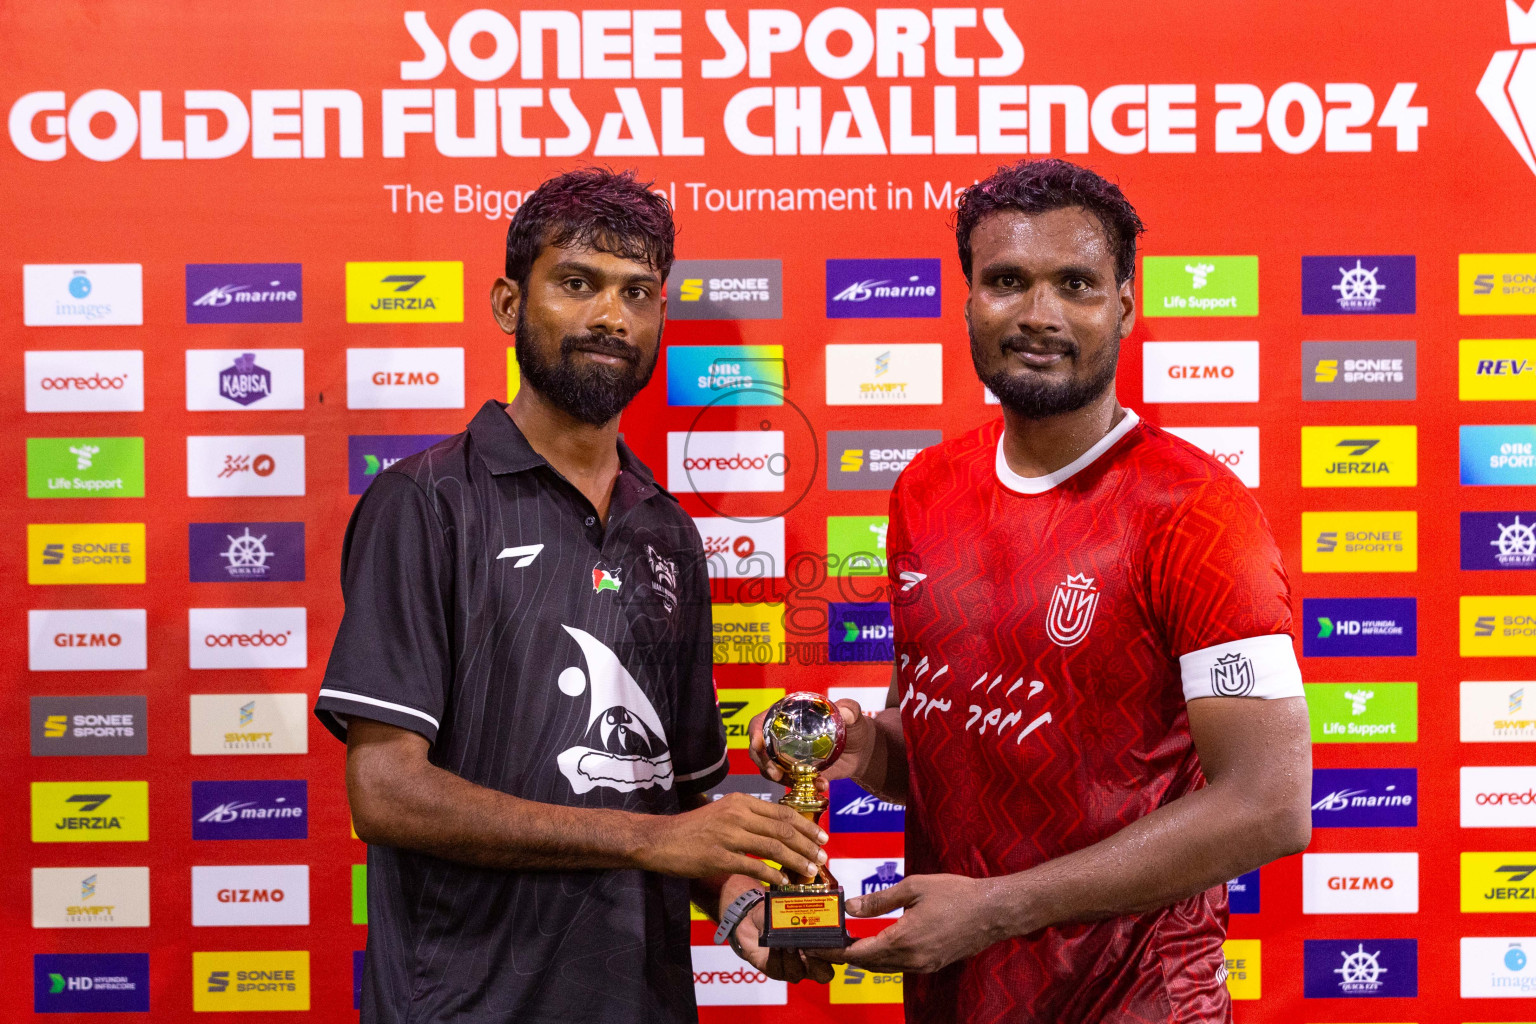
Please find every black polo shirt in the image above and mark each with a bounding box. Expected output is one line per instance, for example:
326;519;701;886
315;399;727;1024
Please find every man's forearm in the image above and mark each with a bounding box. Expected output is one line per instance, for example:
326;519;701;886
988;779;1309;939
851;707;910;805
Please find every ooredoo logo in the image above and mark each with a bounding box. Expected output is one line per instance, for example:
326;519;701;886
1142;342;1259;402
25;351;145;412
667;431;786;494
1463;766;1536;827
346;348;465;409
1162;426;1260;487
188;608;307;670
691;946;786;1006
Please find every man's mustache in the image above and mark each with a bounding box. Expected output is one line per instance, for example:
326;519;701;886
561;333;639;364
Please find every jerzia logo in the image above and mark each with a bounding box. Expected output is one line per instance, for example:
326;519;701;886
1479;0;1536;176
1046;574;1099;647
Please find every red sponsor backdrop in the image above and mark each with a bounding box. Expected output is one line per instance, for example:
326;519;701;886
5;1;1536;1020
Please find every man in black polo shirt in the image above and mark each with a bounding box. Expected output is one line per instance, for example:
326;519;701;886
315;168;827;1024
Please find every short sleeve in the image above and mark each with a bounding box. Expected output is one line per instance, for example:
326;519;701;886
314;472;453;744
1151;474;1303;702
670;544;728;796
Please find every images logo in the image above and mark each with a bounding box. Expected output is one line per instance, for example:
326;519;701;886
192;864;309;926
666;259;783;320
666;345;786;406
828;778;904;834
693;517;786;580
1301;256;1415;314
345;261;464;323
31;866;150;929
33;953;149;1013
667;431;786;494
825;343;943;405
717;688;786;747
1301;511;1417;572
27;523;145;585
186;263;302;323
24;350;144;412
825;258;941;318
23;264;143;326
1142;256;1259;317
1141;342;1259;403
192;951;310;1012
1303;597;1416;657
347;434;449;494
1301;341;1417;401
829;602;893;663
188;607;307;670
1461;936;1536;998
1460;339;1536;400
1462;425;1536;484
346;347;465;409
827;429;941;491
1303;852;1420;914
1227;871;1261;915
1311;768;1417;827
1462;595;1536;656
29;695;147;756
1461;254;1536;314
26;437;145;498
189;522;305;583
1462;851;1536;912
827;516;889;577
1462;681;1536;742
1305;682;1417;743
1300;425;1418;487
1463;511;1536;570
189;693;309;755
1303;939;1417;998
31;781;148;843
193;780;308;840
712;609;787;666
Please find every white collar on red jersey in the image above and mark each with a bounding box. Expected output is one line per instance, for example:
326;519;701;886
994;408;1142;495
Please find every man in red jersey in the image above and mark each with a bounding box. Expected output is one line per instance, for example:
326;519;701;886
744;158;1312;1021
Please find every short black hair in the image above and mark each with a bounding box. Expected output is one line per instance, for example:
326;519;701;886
505;167;676;288
955;158;1145;285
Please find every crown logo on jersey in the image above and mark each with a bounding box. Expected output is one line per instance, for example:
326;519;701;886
1210;652;1256;697
1045;573;1099;647
554;625;674;794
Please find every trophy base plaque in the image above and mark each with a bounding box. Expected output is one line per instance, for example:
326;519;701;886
759;885;850;949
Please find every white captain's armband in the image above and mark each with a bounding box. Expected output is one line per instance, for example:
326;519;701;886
1179;634;1304;701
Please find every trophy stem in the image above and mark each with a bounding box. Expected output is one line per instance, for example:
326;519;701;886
780;767;829;888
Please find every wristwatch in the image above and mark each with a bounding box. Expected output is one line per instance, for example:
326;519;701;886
712;887;766;945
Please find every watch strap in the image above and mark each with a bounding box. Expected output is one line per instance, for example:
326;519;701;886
712;887;766;945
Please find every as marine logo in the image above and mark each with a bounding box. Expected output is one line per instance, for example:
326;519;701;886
1046;573;1099;647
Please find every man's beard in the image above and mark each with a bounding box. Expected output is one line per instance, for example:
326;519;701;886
514;303;660;426
971;322;1120;420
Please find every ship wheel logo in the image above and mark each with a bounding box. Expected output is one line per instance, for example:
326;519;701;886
221;527;273;578
1493;514;1536;567
1332;260;1385;311
1333;943;1387;993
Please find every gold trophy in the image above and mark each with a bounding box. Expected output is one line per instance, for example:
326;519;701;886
758;691;851;949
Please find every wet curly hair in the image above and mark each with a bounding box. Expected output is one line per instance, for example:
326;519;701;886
505;167;675;287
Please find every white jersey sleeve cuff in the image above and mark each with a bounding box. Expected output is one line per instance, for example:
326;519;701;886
1179;634;1303;701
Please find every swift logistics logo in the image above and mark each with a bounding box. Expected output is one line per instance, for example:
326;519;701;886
1303;598;1416;657
1462;766;1536;828
666;259;782;320
1300;426;1418;487
1462;681;1536;742
33;953;149;1013
1301;340;1417;401
347;434;450;494
1462;511;1536;570
825;344;943;404
1301;511;1417;572
1303;852;1420;914
189;693;309;755
1460;339;1536;400
827;429;941;490
23;264;143;326
1461;936;1536;998
31;781;148;843
666;345;785;406
1462;851;1536;912
1462;425;1536;484
346;347;465;409
828;602;894;662
1461;254;1536;314
1303;938;1417;997
828;778;904;833
192;780;308;840
186;263;301;323
31;866;151;929
825;258;941;318
27;523;145;585
185;349;305;410
26;437;144;498
192;951;310;1012
27;609;148;673
1141;341;1259;403
1301;256;1415;314
189;522;305;582
344;261;463;322
1141;256;1258;317
1462;595;1536;656
1305;682;1417;743
1310;767;1417;827
29;695;147;755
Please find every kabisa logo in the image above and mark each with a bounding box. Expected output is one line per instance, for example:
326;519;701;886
1462;512;1536;570
1460;936;1536;998
1300;425;1417;487
30;781;149;843
1301;256;1416;314
186;264;302;324
828;778;904;833
1141;256;1259;317
554;625;673;794
218;353;272;406
665;345;786;407
1046;573;1100;647
861;861;903;896
1462;425;1536;485
1461;852;1536;912
831;858;906;918
1461;254;1536;314
1303;939;1417;998
1303;597;1417;657
23;264;143;326
24;350;145;412
347;434;449;494
190;522;305;583
1480;1;1536;178
666;259;783;320
1310;768;1418;827
33;953;149;1013
1460;339;1536;401
1301;341;1417;402
826;429;941;491
193;780;308;840
829;602;894;663
29;695;147;756
344;261;464;323
26;436;146;499
825;258;941;318
1306;682;1418;743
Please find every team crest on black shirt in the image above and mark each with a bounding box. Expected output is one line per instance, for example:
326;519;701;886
554;625;674;794
646;545;679;614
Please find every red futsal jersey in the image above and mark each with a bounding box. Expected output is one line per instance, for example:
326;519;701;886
886;411;1302;1024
